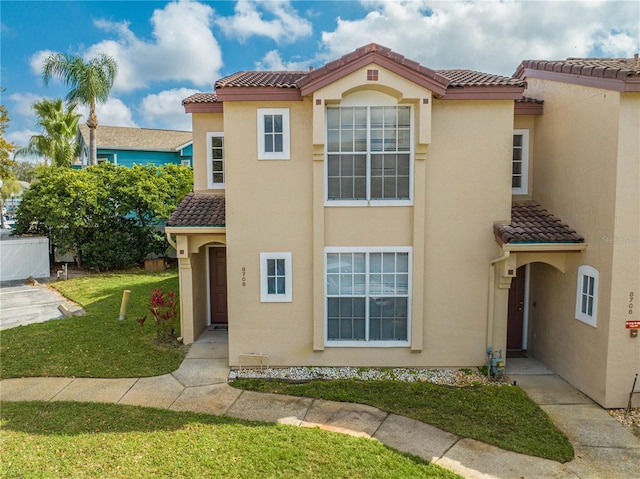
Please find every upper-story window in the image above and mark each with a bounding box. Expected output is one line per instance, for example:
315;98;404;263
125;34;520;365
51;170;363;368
326;105;412;205
258;108;290;160
575;265;598;327
207;132;224;189
512;129;529;195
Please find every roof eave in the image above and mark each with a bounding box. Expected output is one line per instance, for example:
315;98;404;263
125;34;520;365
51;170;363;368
500;242;587;252
215;86;302;102
520;68;640;92
184;102;224;114
440;86;525;100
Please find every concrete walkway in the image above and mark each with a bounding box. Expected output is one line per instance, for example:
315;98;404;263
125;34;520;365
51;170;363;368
1;331;638;479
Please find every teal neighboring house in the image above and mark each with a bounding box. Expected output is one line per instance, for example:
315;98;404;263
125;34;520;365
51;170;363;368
76;125;193;168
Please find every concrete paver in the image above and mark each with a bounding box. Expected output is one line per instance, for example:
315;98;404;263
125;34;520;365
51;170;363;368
0;377;73;401
373;413;459;461
435;438;577;479
508;373;592;405
170;383;241;416
119;374;185;409
567;445;640;479
172;358;230;387
542;403;640;448
51;378;137;403
304;399;388;437
225;390;313;423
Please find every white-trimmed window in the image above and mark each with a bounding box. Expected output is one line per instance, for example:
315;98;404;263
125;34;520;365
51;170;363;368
512;129;529;195
260;252;292;302
326;106;412;205
325;247;411;346
258;109;290;160
575;265;598;327
207;132;224;189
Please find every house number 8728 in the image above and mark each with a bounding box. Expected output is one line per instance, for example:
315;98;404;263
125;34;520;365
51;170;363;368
241;267;246;287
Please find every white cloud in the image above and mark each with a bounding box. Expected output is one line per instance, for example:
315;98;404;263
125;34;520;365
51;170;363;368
139;88;198;131
83;0;222;92
6;128;39;150
216;0;312;44
255;50;312;71
28;49;54;76
317;0;640;75
7;92;48;118
76;98;137;128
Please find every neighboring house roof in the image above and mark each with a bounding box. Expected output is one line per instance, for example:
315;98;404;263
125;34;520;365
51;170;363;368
77;125;192;152
167;193;225;227
184;43;526;111
514;56;640;92
494;202;584;245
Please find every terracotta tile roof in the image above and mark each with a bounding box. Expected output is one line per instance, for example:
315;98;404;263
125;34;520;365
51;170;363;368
515;57;640;81
215;71;307;89
167;193;225;227
78;125;192;151
436;69;525;87
494;202;584;244
516;96;544;104
297;43;451;89
182;92;219;105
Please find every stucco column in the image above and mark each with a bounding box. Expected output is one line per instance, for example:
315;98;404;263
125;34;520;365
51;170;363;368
312;144;325;351
178;256;196;344
411;144;427;351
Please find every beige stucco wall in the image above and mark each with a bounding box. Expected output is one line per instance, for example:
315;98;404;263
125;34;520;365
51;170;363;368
218;65;514;368
525;78;639;407
192;112;224;194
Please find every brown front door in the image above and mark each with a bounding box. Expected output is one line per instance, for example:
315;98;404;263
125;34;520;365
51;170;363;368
209;247;228;324
507;266;526;350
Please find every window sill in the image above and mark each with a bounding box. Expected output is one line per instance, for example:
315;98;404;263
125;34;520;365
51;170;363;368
325;341;410;348
325;199;413;207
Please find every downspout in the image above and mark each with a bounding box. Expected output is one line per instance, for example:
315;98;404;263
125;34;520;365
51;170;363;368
487;250;510;349
166;231;177;250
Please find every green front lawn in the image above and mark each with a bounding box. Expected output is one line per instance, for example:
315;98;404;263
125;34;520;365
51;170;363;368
0;401;460;479
232;379;575;463
0;270;185;378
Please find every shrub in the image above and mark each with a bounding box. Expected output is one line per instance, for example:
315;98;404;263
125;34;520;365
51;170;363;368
136;288;180;343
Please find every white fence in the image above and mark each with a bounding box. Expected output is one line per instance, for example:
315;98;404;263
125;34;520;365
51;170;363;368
0;236;50;282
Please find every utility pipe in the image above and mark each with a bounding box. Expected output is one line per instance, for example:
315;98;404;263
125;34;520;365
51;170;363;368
119;290;131;321
166;231;177;250
486;250;510;350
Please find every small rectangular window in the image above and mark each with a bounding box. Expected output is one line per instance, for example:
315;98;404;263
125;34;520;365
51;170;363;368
258;109;290;160
207;132;224;189
512;130;529;195
575;265;598;327
260;252;292;302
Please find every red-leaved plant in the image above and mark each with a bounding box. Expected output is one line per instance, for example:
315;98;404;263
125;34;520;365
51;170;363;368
136;288;179;343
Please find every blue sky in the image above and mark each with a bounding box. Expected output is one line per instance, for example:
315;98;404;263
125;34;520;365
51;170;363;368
2;0;639;154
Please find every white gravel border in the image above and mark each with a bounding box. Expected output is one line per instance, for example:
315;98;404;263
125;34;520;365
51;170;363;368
229;366;501;387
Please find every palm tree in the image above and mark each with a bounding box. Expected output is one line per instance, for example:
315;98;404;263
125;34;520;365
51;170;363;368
14;98;81;167
42;53;118;166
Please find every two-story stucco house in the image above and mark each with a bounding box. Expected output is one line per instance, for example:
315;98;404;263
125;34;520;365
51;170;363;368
166;44;639;408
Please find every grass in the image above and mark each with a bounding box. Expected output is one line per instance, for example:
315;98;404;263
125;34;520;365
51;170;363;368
231;378;575;463
0;401;461;479
0;270;185;378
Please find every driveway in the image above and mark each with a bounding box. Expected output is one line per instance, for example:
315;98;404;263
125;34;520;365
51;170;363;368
0;283;84;330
